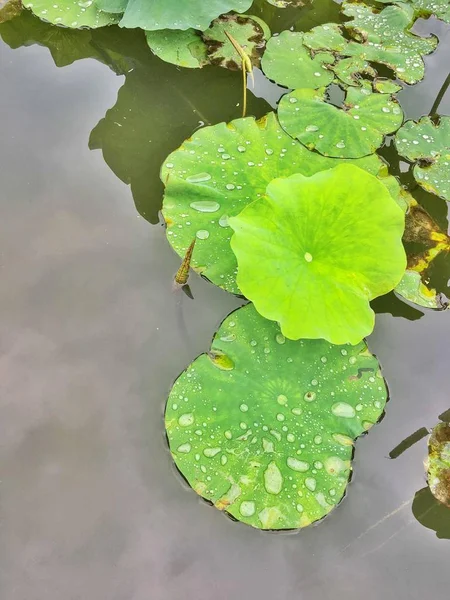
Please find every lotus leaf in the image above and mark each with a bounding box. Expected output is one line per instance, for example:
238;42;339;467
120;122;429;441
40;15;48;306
342;2;438;84
24;0;119;28
162;113;393;294
202;14;269;70
278;84;403;159
375;0;450;23
302;23;347;53
119;0;253;31
427;422;450;507
395;271;447;310
229;165;406;344
146;28;208;69
261;30;335;89
165;303;388;530
395;116;450;201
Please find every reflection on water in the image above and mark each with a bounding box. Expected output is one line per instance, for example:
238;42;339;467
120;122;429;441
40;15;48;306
413;487;450;539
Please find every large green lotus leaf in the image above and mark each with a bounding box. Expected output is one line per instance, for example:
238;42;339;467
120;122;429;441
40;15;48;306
119;0;253;31
162;113;390;294
23;0;120;28
261;30;335;89
202;14;269;70
146;28;209;69
278;85;403;159
427;422;450;508
395;117;450;201
332;56;376;87
229;165;406;344
165;303;388;530
342;2;438;85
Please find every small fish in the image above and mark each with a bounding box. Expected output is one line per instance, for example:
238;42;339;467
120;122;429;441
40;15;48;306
173;238;196;290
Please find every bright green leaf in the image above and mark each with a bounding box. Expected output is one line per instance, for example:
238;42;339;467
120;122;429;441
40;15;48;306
395;116;450;201
229;165;406;344
23;0;120;28
395;271;447;310
303;22;347;52
261;30;335;89
162;113;393;294
165;303;388;529
119;0;253;31
278;84;404;159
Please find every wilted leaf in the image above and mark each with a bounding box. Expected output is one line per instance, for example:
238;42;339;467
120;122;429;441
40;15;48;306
427;422;450;508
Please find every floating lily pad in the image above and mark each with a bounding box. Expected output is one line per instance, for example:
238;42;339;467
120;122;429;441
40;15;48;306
303;23;347;52
202;14;269;70
395;197;450;310
278;84;403;159
162;112;393;294
427;422;450;508
395;116;450;201
165;303;388;530
342;2;438;85
230;165;406;344
146;28;209;69
24;0;120;28
374;78;403;95
376;0;450;23
119;0;253;31
261;30;335;89
395;271;447;310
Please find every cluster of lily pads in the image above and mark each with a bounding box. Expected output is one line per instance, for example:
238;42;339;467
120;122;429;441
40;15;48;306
14;0;450;529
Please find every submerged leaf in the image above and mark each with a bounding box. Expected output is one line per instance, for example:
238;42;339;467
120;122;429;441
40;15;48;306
261;30;335;89
395;116;450;201
162;113;396;294
427;422;450;508
278;84;403;159
165;303;388;530
229;165;406;344
24;0;119;28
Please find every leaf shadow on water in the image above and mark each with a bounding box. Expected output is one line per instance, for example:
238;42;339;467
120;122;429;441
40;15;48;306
0;11;271;224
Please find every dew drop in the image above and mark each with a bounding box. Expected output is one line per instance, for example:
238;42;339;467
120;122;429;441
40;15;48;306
178;413;194;427
287;457;310;472
304;252;313;262
331;402;356;418
186;172;212;183
177;443;191;454
276;333;286;344
305;477;317;492
277;394;288;406
304;391;316;402
240;501;256;517
196;229;210;240
264;462;283;495
336;141;346;149
190;200;220;213
240;403;249;412
219;214;229;228
306;125;319;132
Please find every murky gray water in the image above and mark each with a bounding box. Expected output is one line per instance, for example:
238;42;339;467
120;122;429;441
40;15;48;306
0;4;449;600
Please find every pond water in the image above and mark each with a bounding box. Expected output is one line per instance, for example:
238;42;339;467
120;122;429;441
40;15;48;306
0;2;449;599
